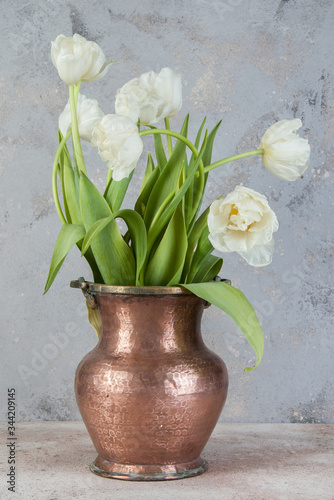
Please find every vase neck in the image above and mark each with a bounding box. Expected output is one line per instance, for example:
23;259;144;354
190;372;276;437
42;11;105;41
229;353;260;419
96;293;206;355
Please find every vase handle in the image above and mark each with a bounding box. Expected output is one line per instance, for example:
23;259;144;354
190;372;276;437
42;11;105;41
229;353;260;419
70;278;98;309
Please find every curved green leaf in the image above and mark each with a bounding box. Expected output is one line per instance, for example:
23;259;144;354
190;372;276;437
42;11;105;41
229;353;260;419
187;225;214;283
58;132;71;223
184;117;206;225
145;204;187;286
202;120;222;167
62;154;81;225
81;209;147;285
44;224;85;294
194;117;207;154
188;120;223;231
56;133;102;284
139;153;155;194
104;170;134;213
152;128;167;170
80;173;135;285
181;282;264;371
144;115;189;229
146;132;208;254
134;165;160;216
192;255;223;283
182;206;210;282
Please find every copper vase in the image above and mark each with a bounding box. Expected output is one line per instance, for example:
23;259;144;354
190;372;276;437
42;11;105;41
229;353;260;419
71;280;228;481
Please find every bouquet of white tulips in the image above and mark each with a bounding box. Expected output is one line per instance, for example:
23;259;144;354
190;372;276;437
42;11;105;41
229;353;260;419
45;34;310;370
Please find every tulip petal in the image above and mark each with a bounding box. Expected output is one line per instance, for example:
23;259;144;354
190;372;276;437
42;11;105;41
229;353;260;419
260;119;310;181
55;54;86;86
208;186;278;267
238;238;275;267
51;34;115;85
92;114;143;181
58;93;104;142
260;119;302;147
115;67;182;125
84;59;118;82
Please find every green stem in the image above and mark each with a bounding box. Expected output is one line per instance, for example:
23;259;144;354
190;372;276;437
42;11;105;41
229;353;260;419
148;189;176;234
52;130;72;225
201;149;264;176
164;117;173;157
189;155;205;224
69;83;87;175
139;128;200;160
106;168;113;184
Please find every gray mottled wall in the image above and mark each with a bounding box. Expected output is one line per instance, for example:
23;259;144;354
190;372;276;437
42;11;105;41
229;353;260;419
1;0;333;423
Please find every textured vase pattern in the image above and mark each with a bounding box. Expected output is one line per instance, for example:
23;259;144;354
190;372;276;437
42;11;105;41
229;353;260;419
74;286;229;480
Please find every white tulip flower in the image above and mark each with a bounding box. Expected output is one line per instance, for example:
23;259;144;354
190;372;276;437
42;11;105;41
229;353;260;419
157;67;183;118
59;93;104;142
51;34;117;86
208;186;279;267
259;119;310;181
91;114;143;181
115;67;182;125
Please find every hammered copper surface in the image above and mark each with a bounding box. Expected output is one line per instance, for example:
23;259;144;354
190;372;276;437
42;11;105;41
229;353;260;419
74;288;229;480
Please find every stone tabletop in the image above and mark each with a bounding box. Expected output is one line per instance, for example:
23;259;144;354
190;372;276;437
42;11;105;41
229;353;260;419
1;422;333;499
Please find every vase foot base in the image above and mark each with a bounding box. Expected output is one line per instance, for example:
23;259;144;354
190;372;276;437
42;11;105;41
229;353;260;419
90;456;208;481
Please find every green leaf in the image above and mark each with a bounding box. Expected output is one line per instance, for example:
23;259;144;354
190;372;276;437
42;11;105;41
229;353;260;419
134;165;160;215
202;120;222;167
192;255;223;283
56;133;102;284
144;115;189;230
187;225;214;283
80;173;135;285
181;207;209;282
194;117;207;153
152;128;167;170
44;224;85;293
181;282;264;371
189;120;223;230
188;206;210;243
82;247;104;285
62;154;81;225
184;117;206;225
194;226;213;260
184;160;193;226
58;133;70;223
146;131;208;253
81;209;147;285
145;204;188;286
63;164;103;283
139;153;155;194
185;116;206;178
104;171;134;213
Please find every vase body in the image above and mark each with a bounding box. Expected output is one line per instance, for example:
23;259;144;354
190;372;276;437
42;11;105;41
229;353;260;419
74;284;228;480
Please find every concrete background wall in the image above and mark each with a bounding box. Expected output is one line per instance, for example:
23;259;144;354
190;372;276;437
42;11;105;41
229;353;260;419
0;0;333;423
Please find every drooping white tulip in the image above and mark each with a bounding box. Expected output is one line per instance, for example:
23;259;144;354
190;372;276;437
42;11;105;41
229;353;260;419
115;67;182;125
208;186;279;267
59;93;104;142
91;114;143;181
51;34;117;86
259;119;310;181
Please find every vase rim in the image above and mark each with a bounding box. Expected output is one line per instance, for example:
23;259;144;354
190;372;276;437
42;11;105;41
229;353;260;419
70;279;193;295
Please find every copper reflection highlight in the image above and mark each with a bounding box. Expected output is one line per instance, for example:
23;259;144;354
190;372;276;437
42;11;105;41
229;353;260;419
74;289;228;480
